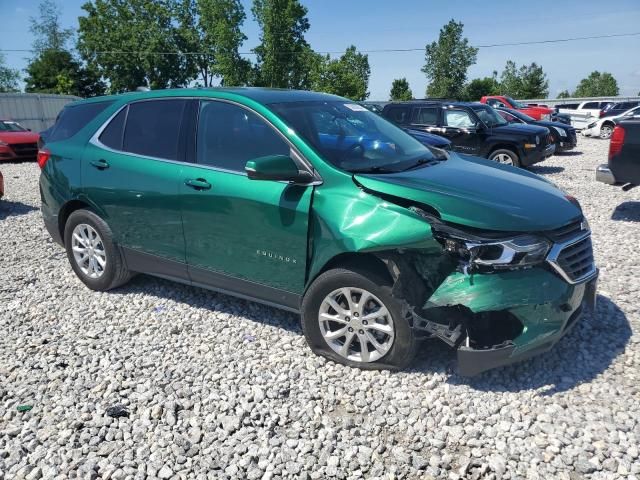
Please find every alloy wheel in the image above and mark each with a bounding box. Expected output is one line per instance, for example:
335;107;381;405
71;223;107;279
318;287;395;363
492;153;514;165
600;125;613;139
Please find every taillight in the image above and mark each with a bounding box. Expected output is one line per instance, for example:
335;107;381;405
608;125;625;161
37;149;51;169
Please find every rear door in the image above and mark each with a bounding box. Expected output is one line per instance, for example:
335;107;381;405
180;99;312;308
82;98;189;278
410;106;443;135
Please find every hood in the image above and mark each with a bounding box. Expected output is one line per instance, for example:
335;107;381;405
526;105;553;114
354;153;581;232
0;131;39;144
404;128;451;147
490;123;548;136
532;120;570;130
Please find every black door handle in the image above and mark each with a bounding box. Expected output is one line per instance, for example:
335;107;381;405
184;178;212;190
90;159;110;170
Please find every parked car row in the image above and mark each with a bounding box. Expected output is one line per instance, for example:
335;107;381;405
381;100;557;168
37;88;598;375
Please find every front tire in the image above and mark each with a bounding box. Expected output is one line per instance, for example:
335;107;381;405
64;209;131;291
301;267;418;370
489;149;521;167
600;123;614;139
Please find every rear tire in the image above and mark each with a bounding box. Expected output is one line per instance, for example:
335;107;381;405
64;209;131;291
301;267;418;370
489;149;521;167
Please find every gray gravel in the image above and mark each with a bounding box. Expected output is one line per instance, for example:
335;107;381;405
1;137;639;479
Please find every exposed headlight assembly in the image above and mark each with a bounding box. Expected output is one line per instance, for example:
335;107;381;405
441;233;551;271
552;126;567;137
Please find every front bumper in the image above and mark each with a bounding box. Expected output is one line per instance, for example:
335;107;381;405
0;144;38;161
522;143;556;166
581;126;598;137
422;267;598;376
596;164;617;185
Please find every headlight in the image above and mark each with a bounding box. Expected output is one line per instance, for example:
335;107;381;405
553;126;567;137
442;234;551;270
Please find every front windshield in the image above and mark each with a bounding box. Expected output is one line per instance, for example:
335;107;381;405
505;96;526;109
0;121;27;132
269;100;437;173
471;105;508;127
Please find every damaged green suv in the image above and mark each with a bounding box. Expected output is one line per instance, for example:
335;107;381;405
39;89;598;375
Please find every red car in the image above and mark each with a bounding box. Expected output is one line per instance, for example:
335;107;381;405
480;95;553;121
0;120;40;161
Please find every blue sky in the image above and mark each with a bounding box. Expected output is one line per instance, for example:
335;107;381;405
2;0;640;99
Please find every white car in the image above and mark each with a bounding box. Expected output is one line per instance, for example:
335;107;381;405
582;106;640;139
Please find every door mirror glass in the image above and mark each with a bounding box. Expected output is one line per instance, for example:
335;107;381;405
245;154;313;183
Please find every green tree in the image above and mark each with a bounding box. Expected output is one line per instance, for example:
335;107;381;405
175;0;251;87
29;0;74;54
499;61;549;98
0;53;21;92
422;19;477;99
252;0;313;88
78;0;194;92
389;78;413;101
557;90;571;99
463;72;500;101
313;46;370;100
574;71;619;97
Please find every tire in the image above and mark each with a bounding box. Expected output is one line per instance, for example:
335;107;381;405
63;209;131;291
489;148;521;167
600;123;614;140
301;267;418;370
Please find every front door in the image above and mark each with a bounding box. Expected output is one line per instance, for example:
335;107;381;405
440;107;482;155
180;100;312;309
82;99;189;277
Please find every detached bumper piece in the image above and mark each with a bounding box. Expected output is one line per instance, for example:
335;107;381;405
596;164;617;185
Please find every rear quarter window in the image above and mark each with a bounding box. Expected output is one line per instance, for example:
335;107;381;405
48;101;113;143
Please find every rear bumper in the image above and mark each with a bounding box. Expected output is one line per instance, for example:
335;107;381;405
596;164;617;185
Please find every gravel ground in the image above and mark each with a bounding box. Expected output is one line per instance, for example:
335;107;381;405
1;137;639;480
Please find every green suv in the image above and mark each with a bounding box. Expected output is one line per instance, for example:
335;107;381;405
39;88;598;375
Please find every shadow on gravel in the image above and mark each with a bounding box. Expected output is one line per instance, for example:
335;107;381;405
529;165;565;174
0;200;39;220
611;201;640;222
446;295;631;395
555;151;583;156
110;275;302;333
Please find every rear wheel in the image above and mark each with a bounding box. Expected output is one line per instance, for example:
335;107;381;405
489;149;520;167
64;209;131;291
600;123;614;139
301;267;418;370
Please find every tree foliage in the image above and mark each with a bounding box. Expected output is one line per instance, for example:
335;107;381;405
499;61;549;99
389;78;413;101
573;71;619;97
462;72;500;101
0;54;21;92
313;46;370;100
556;90;571;99
252;0;313;88
175;0;250;87
29;0;74;54
78;0;193;92
422;19;477;99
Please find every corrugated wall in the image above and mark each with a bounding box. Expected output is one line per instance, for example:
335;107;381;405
0;93;80;132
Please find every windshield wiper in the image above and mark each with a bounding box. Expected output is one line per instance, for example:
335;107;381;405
348;166;399;174
399;156;444;172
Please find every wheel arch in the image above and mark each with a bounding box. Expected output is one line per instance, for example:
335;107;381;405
58;199;94;241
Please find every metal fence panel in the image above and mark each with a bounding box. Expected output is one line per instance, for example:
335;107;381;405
0;93;80;132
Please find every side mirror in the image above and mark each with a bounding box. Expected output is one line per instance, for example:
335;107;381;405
245;154;314;183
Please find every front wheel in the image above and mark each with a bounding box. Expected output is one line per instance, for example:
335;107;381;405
600;124;614;139
301;268;418;370
489;149;520;167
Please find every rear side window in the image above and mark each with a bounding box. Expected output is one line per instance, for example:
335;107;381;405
48;101;113;143
122;100;187;161
98;107;127;150
583;102;598;109
414;107;439;125
197;101;289;172
384;106;411;124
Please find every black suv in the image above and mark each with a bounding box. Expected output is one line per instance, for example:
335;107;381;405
382;101;554;167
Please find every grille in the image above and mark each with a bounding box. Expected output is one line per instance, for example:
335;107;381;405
545;220;585;243
11;142;38;157
555;236;595;282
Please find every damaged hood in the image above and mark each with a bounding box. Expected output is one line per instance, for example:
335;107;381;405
354;153;582;232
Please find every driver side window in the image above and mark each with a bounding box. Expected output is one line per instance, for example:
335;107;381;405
197;101;289;172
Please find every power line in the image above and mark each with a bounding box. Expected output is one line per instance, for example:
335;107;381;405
1;32;639;57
